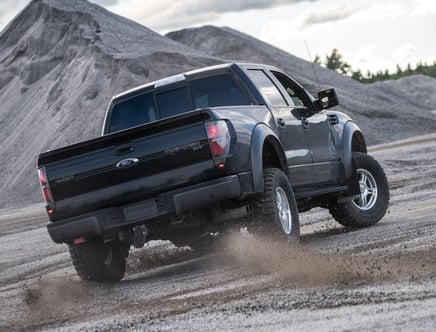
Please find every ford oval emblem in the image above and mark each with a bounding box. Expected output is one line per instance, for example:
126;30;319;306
116;158;139;169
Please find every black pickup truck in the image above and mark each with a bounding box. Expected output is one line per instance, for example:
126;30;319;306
37;63;389;282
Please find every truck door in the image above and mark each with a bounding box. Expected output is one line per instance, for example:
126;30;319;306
271;71;341;186
245;69;315;188
303;111;341;185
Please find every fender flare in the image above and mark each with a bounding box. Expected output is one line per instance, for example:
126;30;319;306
250;124;287;193
342;121;367;179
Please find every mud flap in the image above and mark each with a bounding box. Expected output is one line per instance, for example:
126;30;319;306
345;158;361;197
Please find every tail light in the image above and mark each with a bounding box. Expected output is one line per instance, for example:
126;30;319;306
205;121;231;163
38;167;54;206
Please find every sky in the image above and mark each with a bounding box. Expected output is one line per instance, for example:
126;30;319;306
1;0;435;74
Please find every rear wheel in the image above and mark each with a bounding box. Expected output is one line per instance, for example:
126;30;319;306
69;240;130;282
329;152;389;228
251;168;300;241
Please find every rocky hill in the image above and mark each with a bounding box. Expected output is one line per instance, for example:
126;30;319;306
0;1;435;208
0;0;220;208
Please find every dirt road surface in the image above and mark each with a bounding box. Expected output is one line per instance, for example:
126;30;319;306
1;134;435;331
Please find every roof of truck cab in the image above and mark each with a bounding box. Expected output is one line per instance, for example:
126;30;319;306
111;62;279;102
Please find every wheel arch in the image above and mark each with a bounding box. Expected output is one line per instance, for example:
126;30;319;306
251;124;287;192
343;121;367;179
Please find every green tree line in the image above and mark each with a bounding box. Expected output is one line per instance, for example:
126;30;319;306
314;49;436;83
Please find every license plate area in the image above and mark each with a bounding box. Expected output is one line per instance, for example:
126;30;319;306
123;200;158;222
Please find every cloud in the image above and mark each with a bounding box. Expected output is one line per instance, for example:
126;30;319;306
393;44;417;65
425;56;436;65
92;0;122;6
347;45;398;74
348;43;421;74
118;0;316;31
260;2;370;49
410;0;436;16
261;2;371;43
362;1;405;19
348;45;385;73
0;0;314;34
285;1;405;32
348;43;423;74
259;21;297;55
297;4;369;29
352;44;377;65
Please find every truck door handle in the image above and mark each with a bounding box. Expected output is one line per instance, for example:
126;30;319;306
301;117;309;129
115;145;134;155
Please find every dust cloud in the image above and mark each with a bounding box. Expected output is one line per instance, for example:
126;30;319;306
21;277;90;308
219;231;435;287
18;277;93;329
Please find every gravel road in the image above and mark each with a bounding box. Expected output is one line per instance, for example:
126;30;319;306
1;134;435;331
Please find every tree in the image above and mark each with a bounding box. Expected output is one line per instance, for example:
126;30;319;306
324;49;351;75
314;49;436;83
416;61;424;74
351;69;363;82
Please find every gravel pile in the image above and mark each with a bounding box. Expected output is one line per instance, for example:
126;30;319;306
0;0;220;208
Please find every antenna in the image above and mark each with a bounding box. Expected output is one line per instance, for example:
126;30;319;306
304;40;321;90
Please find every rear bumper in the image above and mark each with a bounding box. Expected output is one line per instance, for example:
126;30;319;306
47;174;244;243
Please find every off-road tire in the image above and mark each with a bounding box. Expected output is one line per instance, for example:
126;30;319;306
69;240;130;282
251;168;300;241
329;152;389;228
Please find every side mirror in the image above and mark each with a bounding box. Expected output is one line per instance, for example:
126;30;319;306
316;89;339;110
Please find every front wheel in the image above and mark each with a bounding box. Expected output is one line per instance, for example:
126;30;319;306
329;152;390;228
69;240;130;282
251;168;300;241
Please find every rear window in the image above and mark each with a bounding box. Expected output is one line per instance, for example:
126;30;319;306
106;73;251;133
156;87;192;119
108;93;156;133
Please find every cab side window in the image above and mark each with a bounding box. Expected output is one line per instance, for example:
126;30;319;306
190;74;251;108
272;71;311;109
246;69;287;107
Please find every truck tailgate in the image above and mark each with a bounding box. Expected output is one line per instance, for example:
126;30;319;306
38;111;216;220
